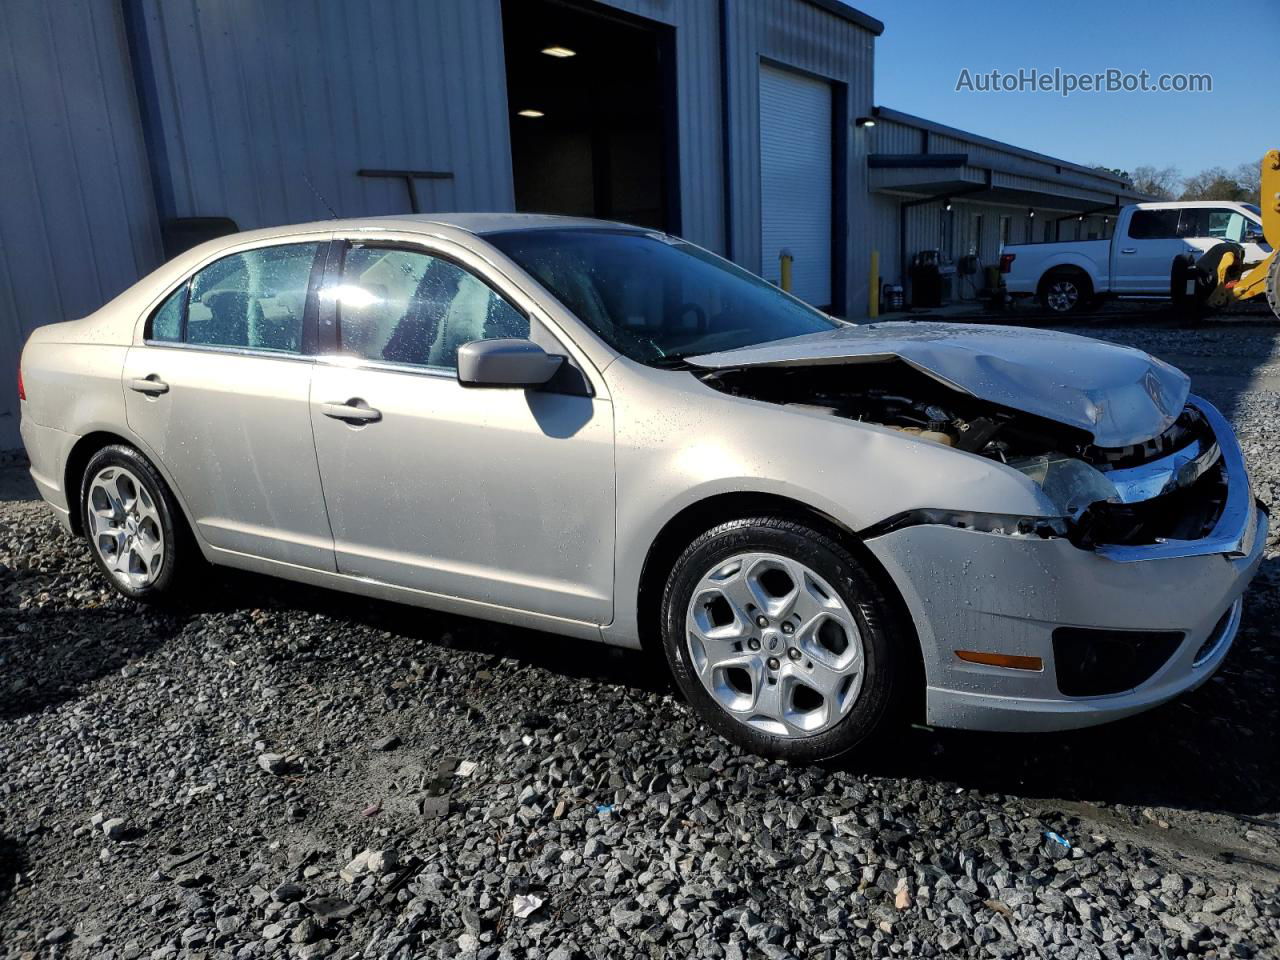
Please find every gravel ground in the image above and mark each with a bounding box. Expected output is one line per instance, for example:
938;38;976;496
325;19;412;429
2;321;1279;960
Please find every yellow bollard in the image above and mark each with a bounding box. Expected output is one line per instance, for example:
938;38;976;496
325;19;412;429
869;249;880;319
779;249;793;293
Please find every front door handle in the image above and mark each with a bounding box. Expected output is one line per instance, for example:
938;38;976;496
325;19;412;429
129;376;169;395
321;400;382;423
1119;247;1137;255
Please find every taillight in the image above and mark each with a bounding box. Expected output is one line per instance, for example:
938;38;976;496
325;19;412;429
17;365;24;402
999;253;1016;274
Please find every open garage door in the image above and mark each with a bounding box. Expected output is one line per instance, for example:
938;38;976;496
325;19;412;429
759;63;833;308
502;0;678;232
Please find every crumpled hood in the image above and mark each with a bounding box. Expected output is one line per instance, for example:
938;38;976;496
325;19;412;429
688;321;1190;448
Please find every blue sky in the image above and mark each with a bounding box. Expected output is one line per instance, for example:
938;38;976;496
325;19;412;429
850;0;1278;179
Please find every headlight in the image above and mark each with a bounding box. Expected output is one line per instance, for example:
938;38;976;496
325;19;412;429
1009;454;1119;520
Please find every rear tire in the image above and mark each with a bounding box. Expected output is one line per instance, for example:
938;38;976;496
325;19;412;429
79;444;194;601
1038;269;1092;316
660;517;908;763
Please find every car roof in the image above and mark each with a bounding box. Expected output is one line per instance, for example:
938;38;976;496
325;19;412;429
400;212;647;234
290;212;650;237
176;213;653;265
1134;200;1254;210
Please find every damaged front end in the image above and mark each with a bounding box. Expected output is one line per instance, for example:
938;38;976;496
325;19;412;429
697;360;1261;560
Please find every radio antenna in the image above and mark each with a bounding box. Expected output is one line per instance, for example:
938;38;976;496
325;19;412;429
302;173;338;218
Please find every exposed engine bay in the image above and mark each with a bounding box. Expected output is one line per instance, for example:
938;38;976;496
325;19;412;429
699;361;1227;548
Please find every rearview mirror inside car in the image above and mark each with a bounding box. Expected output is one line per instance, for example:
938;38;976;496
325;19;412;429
457;338;565;388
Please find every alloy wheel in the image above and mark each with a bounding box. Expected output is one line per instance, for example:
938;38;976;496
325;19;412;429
1046;280;1080;312
684;552;865;738
86;466;165;589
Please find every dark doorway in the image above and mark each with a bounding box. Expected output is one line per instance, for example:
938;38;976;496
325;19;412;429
501;0;678;232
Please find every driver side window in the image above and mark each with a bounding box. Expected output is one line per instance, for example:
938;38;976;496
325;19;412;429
333;244;529;371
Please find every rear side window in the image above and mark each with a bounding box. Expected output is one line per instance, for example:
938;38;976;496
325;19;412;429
333;244;529;370
181;242;321;353
1179;208;1245;241
148;283;187;342
1127;210;1180;239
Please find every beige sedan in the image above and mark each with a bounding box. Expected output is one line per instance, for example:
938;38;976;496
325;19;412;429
19;215;1266;760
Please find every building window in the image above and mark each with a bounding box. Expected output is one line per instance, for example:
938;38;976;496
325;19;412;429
1000;215;1011;249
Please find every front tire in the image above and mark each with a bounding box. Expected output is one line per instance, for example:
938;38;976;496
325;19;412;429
660;517;907;762
80;444;191;601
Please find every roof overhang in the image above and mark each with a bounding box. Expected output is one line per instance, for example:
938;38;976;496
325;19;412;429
868;153;1146;211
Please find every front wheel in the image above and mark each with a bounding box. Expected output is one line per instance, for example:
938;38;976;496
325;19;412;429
660;517;908;762
80;444;193;601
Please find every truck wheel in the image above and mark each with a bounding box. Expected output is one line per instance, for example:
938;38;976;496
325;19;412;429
1267;254;1280;321
1038;269;1092;316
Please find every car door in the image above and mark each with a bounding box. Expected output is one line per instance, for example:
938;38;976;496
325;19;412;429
308;237;615;625
1115;208;1189;293
123;238;336;571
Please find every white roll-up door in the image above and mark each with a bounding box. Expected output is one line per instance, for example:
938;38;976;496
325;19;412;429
759;63;833;307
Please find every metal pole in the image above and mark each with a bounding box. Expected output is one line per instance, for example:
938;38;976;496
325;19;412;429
868;249;880;318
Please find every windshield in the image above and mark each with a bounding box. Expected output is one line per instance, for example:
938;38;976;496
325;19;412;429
486;228;841;364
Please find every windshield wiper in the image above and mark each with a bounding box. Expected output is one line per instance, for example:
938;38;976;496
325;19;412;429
648;354;694;369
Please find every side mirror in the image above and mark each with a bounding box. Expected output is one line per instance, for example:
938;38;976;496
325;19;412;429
457;338;564;388
1244;229;1265;245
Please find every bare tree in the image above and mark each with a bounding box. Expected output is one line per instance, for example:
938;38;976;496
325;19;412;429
1129;164;1181;200
1234;160;1261;198
1180;166;1251;202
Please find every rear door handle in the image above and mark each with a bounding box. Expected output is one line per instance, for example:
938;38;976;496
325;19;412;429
129;376;169;395
321;400;382;423
1119;248;1137;255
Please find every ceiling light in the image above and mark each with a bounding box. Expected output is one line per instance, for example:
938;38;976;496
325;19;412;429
541;45;576;58
855;116;876;127
517;109;545;118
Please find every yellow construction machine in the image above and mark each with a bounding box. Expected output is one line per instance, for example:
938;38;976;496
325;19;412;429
1178;148;1280;318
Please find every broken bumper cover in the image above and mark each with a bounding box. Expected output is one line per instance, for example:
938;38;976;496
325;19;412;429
863;396;1268;733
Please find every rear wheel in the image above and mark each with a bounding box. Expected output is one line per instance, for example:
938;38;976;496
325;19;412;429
660;517;907;762
80;444;193;601
1038;269;1092;316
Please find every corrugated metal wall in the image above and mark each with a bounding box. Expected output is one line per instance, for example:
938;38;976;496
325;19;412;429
723;0;875;317
135;0;517;226
0;0;162;449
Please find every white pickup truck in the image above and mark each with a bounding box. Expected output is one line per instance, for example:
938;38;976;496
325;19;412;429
1002;200;1272;314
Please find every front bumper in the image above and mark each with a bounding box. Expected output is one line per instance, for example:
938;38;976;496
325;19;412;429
864;396;1268;733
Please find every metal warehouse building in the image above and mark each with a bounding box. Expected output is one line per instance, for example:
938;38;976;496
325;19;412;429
1;0;1144;449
